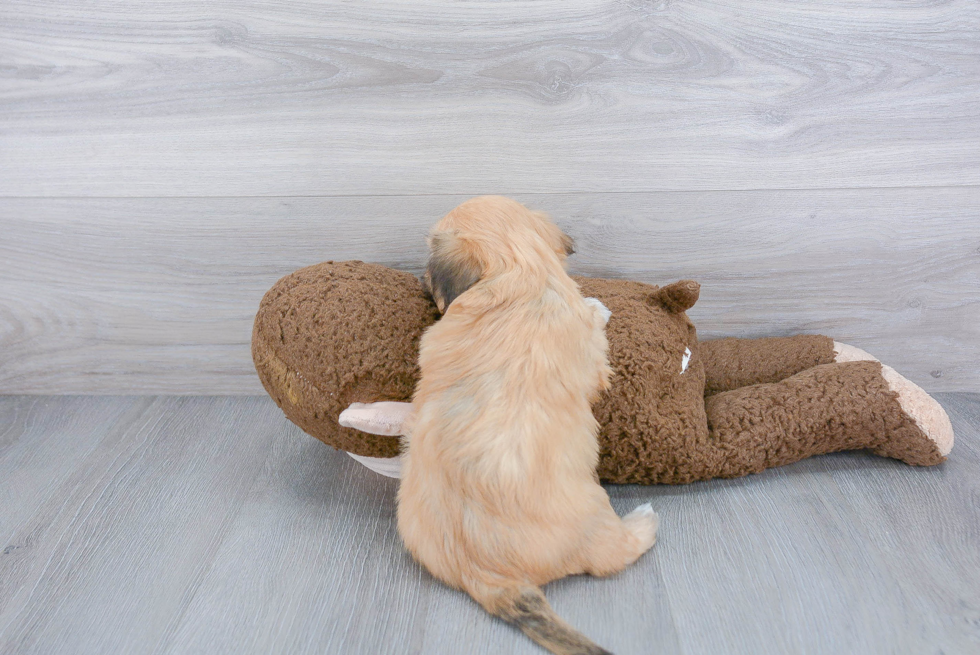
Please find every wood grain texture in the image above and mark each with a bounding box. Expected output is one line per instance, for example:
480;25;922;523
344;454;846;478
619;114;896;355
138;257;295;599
1;0;978;196
2;189;977;394
0;394;977;654
643;410;980;655
0;396;154;547
0;397;284;654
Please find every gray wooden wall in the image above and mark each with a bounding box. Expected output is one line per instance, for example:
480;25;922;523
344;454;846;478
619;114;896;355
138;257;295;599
2;0;978;394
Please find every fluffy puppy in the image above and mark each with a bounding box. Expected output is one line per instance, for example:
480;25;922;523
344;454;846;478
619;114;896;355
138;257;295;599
398;196;659;655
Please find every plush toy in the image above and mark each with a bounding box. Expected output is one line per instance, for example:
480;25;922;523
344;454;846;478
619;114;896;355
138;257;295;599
252;260;953;484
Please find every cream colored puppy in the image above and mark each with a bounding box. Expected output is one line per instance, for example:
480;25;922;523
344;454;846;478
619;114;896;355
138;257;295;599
398;196;658;655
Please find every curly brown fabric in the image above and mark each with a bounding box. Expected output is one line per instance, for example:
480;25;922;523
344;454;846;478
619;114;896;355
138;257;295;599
700;335;836;396
574;277;707;484
252;261;945;483
252;261;438;457
664;361;941;485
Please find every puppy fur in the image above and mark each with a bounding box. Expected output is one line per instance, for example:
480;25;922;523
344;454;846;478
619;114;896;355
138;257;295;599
398;196;658;655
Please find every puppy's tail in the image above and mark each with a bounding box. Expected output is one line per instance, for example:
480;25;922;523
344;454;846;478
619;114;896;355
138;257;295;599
467;578;612;655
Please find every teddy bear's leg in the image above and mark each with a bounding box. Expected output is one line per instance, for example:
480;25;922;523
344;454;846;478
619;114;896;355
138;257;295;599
698;360;952;480
874;364;954;459
700;335;837;395
700;335;897;395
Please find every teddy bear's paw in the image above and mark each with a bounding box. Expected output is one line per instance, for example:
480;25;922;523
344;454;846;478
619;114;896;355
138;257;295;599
833;341;879;363
623;502;660;551
339;401;413;436
879;365;954;457
348;452;404;478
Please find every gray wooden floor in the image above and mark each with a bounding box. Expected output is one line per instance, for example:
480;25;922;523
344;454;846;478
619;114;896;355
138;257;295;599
1;394;978;655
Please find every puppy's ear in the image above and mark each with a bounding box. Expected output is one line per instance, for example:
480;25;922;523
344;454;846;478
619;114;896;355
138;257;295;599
530;210;575;259
559;231;575;257
425;230;482;312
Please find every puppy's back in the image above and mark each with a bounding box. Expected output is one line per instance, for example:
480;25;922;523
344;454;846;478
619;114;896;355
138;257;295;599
412;278;607;480
399;197;626;655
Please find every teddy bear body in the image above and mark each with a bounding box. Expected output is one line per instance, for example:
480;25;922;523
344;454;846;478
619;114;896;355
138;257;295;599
252;260;951;484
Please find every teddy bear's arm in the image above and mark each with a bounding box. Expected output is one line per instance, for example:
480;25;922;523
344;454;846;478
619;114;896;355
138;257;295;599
338;401;413;436
699;335;837;396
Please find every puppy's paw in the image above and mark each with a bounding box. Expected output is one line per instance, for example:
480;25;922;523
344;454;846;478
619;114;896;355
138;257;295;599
583;297;612;325
624;502;659;551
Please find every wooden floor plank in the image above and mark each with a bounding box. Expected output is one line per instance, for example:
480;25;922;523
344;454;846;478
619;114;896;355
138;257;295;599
2;395;976;654
820;392;980;654
654;464;925;653
157;433;434;655
0;397;282;655
640;393;980;655
1;0;978;195
0;396;154;550
2;189;977;394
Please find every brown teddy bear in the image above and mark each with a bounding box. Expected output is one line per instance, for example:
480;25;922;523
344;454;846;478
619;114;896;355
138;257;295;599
252;259;953;484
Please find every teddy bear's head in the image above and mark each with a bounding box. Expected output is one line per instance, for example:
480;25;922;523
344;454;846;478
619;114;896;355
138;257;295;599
252;261;439;458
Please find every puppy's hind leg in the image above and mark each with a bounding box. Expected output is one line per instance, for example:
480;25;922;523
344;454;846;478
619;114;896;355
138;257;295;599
582;503;659;577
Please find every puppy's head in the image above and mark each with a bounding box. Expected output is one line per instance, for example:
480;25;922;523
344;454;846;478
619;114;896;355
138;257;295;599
423;196;574;312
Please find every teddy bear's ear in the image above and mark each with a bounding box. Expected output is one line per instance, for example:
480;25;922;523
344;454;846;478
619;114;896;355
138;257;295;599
650;280;700;313
424;229;483;312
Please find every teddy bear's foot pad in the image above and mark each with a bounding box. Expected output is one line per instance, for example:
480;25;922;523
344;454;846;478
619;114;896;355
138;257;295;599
833;341;879;363
833;344;953;461
880;365;954;458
